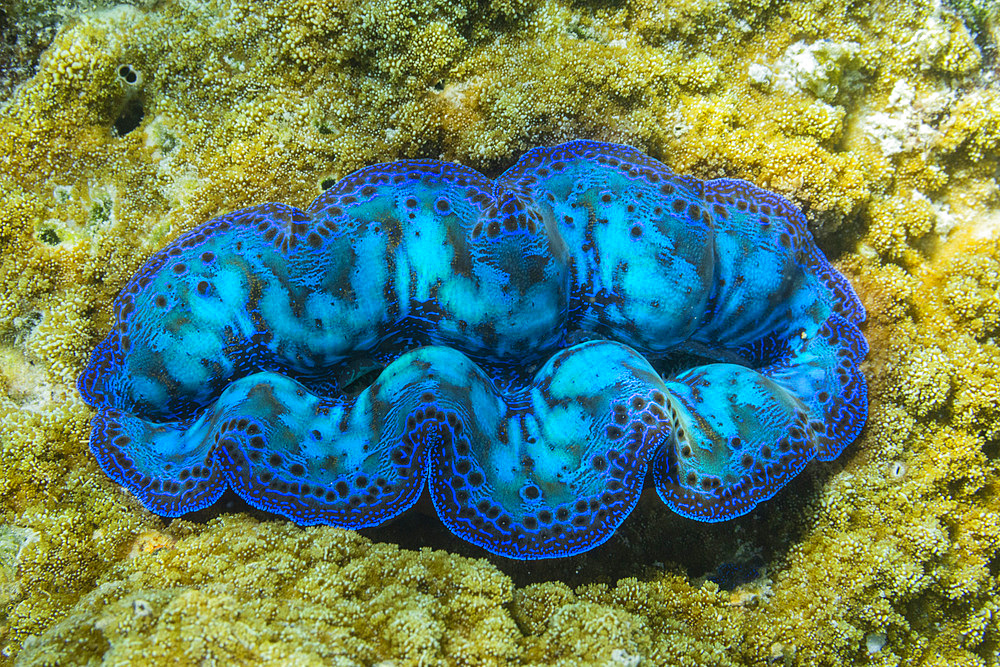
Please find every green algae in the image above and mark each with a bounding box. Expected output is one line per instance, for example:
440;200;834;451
2;0;1000;664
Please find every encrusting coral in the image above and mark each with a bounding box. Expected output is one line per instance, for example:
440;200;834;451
1;0;1000;664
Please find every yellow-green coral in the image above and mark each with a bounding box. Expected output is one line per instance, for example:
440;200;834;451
2;0;1000;663
15;517;520;665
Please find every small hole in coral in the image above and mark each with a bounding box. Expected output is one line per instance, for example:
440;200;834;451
117;64;140;86
320;178;336;190
131;599;153;617
37;228;60;245
114;97;144;136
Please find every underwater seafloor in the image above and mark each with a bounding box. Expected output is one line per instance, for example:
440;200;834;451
1;0;999;664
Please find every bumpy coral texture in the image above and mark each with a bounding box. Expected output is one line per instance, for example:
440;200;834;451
77;141;867;559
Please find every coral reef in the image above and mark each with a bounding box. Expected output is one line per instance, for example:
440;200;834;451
1;0;999;663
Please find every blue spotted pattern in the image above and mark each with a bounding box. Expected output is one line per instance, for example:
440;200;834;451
77;141;868;559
